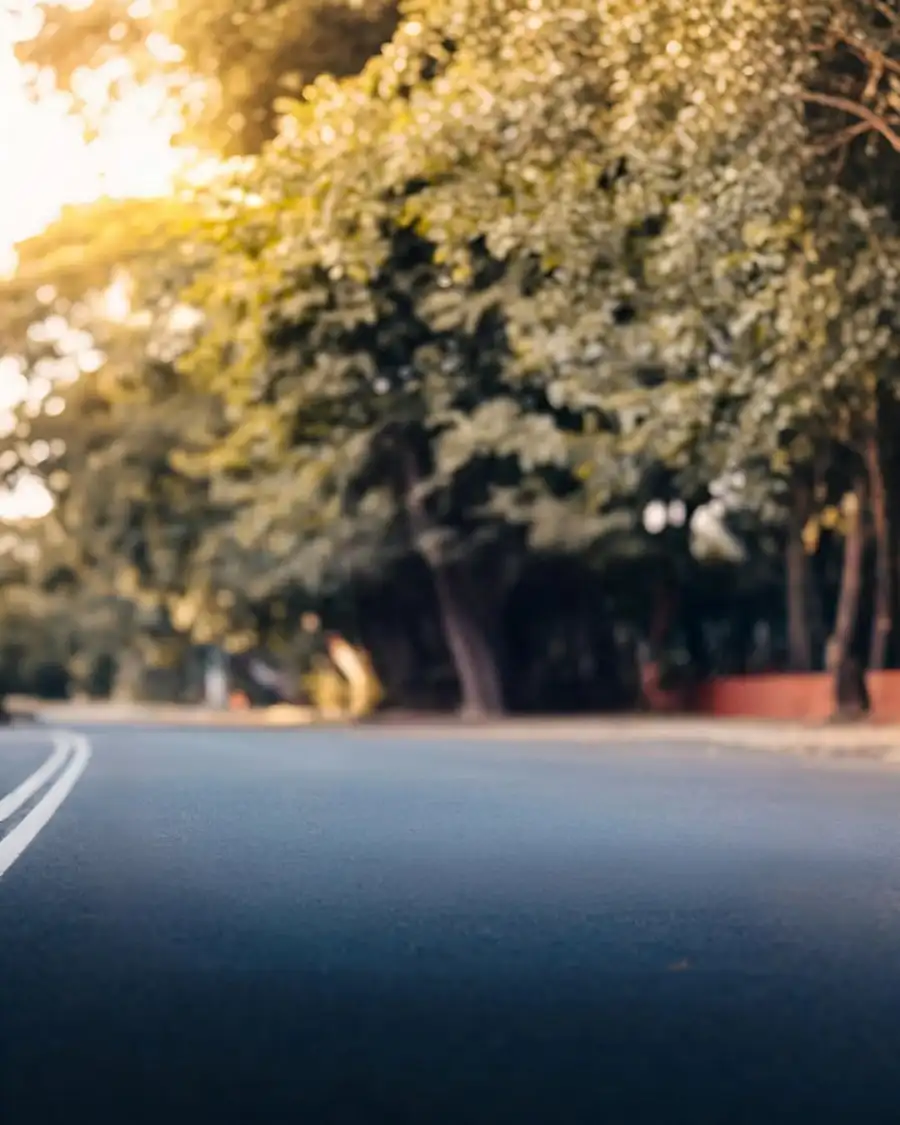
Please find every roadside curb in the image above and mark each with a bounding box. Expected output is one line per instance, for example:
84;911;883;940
359;720;900;762
20;704;900;761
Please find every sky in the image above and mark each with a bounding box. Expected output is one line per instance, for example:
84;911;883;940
0;0;185;518
0;1;185;270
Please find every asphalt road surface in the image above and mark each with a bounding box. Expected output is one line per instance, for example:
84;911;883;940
2;726;900;1125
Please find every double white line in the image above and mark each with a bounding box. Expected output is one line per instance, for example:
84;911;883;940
0;730;91;880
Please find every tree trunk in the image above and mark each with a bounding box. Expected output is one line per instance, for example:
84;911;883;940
112;646;147;702
865;433;892;671
430;560;505;717
786;483;813;671
828;479;869;720
807;562;828;671
399;442;505;718
638;579;672;711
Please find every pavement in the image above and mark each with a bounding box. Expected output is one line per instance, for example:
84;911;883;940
3;724;900;1124
18;698;900;759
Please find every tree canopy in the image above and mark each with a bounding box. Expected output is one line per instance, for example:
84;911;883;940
3;0;900;715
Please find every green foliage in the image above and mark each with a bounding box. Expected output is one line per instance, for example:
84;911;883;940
6;0;900;709
181;0;825;521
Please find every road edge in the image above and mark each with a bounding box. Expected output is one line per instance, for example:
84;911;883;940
17;705;900;763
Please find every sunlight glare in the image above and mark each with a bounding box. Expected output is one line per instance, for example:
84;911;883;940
0;475;54;521
0;1;205;519
0;358;28;408
0;1;191;272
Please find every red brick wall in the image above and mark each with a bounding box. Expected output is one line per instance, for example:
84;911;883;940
696;671;900;722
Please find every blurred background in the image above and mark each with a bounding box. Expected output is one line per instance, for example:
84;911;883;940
1;0;899;722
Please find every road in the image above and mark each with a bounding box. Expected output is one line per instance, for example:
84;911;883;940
2;726;900;1124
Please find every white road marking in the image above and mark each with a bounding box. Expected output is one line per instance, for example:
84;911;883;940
0;732;91;880
0;733;73;824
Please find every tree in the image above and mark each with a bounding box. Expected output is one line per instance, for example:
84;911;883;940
176;209;633;714
169;0;825;707
0;193;234;699
800;0;900;208
7;0;900;718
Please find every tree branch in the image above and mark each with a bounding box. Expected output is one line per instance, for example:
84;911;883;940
834;29;900;89
809;118;875;154
801;89;900;151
